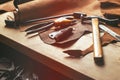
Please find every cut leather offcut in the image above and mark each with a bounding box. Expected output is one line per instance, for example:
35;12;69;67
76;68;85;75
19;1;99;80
39;22;92;44
0;0;33;13
100;0;120;19
11;0;101;24
64;25;120;57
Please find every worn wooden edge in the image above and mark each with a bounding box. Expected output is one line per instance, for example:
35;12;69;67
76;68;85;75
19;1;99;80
0;34;94;80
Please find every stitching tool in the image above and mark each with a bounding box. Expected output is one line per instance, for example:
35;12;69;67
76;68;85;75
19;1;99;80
24;20;54;32
25;16;76;35
24;12;86;24
5;12;86;28
99;24;120;41
26;22;54;35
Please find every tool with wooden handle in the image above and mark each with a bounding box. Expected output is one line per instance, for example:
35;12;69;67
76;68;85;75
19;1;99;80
92;18;103;62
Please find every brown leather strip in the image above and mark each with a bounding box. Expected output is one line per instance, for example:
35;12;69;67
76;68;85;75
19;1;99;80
100;0;120;19
64;25;120;57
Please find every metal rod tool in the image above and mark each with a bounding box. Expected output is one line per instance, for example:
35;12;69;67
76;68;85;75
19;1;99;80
99;24;120;41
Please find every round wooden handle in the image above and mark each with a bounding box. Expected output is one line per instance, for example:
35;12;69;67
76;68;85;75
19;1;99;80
92;18;103;59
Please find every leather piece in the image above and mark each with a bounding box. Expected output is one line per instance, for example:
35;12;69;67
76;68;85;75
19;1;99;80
0;1;15;12
64;25;120;57
38;0;101;44
0;0;11;4
12;0;100;44
83;26;119;55
63;0;120;57
13;0;101;23
39;22;92;44
0;0;33;14
100;0;120;19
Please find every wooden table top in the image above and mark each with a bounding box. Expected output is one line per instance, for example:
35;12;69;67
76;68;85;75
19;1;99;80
0;12;120;80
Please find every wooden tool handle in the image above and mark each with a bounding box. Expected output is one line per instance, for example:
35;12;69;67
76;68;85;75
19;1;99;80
92;18;103;59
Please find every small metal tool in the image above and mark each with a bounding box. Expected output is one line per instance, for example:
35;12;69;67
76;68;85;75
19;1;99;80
24;12;86;23
0;0;11;4
5;12;86;28
26;22;54;35
25;16;76;35
99;24;120;41
24;20;54;32
82;16;120;26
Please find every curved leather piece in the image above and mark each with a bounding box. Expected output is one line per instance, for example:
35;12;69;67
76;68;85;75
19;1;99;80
14;0;101;22
38;0;100;44
63;25;120;57
39;22;92;44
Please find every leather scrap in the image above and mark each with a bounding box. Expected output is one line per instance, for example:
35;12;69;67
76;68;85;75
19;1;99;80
0;0;33;14
64;25;120;57
39;22;92;44
0;1;15;12
12;0;101;23
63;0;120;57
0;0;11;4
100;0;120;19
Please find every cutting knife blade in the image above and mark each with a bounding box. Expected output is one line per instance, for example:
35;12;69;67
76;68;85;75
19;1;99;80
99;24;120;41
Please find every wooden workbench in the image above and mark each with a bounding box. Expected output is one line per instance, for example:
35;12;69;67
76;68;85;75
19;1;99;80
0;12;120;80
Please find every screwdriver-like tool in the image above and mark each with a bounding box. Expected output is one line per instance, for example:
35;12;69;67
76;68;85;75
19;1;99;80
92;18;103;63
99;24;120;41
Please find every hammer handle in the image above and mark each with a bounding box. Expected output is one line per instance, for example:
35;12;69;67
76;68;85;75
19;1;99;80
92;18;103;59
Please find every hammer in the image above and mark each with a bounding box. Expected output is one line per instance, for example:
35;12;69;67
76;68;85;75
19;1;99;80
91;18;103;63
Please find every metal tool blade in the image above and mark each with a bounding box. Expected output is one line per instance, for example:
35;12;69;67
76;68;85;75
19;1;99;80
26;22;54;35
99;24;120;41
49;30;61;39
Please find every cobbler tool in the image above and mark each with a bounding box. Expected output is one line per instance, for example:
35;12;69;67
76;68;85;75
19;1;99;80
5;12;86;28
26;22;54;35
91;18;103;62
82;16;120;26
24;12;86;23
24;20;54;32
99;24;120;41
25;16;76;35
82;16;120;41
